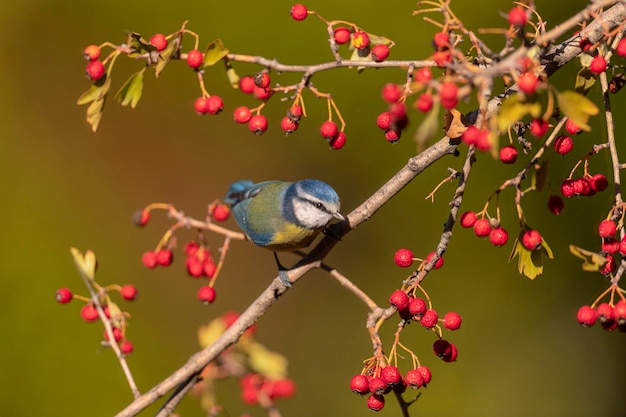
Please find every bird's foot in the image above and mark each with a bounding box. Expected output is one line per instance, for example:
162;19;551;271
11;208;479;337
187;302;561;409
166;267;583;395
274;252;293;288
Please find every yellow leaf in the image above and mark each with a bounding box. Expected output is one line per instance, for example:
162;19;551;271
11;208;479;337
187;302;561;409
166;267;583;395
569;244;606;272
86;97;106;132
556;90;599;131
247;341;288;379
198;318;227;348
575;68;596;95
204;39;229;67
509;231;552;280
498;94;527;131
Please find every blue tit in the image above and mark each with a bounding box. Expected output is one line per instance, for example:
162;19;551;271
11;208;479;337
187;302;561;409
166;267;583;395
224;179;345;252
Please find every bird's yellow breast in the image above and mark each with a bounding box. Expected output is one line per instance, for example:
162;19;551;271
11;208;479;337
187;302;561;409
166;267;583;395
265;222;321;251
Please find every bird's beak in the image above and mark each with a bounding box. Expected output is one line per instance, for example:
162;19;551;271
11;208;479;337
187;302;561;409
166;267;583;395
333;211;346;221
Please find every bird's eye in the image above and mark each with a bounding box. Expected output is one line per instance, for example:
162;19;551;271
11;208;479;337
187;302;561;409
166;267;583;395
315;202;324;210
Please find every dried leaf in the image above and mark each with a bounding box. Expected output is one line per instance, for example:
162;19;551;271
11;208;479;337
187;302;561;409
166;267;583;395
443;108;469;139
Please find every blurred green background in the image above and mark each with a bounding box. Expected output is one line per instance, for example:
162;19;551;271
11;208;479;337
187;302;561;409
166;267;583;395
2;1;626;416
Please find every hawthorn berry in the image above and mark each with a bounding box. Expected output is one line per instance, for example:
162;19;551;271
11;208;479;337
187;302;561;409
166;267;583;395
602;238;619;254
521;229;542;251
270;378;296;399
194;97;210;114
489;227;509;247
499;145;518;164
598;220;617;238
368;377;388;395
253;85;272;100
601;255;617;276
439;81;458;109
83;44;101;61
394;248;414;267
198;286;216;304
353;31;370;50
142;251;158;269
381;365;402;386
254;72;271;89
132;209;151;227
589;55;607;75
408;296;427;317
371;44;390;62
508;7;527;27
377;112;392;130
149;33;168;52
80;304;99;322
156;249;173;267
414;67;432;84
473;218;492;237
432;32;449;50
577;305;597;327
442;343;458;362
186;49;204;69
203;261;217;278
460;211;477;228
350;374;369;395
104;327;123;342
290;4;308;21
529;119;549;137
589;174;608;192
596;303;614;323
579;37;593;52
56;288;73;304
433;339;452;358
620;237;626;255
329;131;347;150
554;135;573;155
381;83;402;103
613;300;626;325
385;129;400;143
405;369;424;389
320;120;339;139
239;76;255;94
186;257;204;277
572;178;591;196
561;178;575;197
248;115;268;135
86;60;106;81
389;289;410;311
212;204;230;221
120;340;134;355
420;309;439;329
120;284;138;301
565;119;581;135
416;366;432;385
415;92;434;113
367;394;385;411
425;251;444;269
462;125;480;146
333;27;351;44
281;116;299;133
233;106;252;124
617;38;626;57
443;311;462;330
433;50;452;67
518;72;539;94
205;96;223;114
547;195;564;215
287;104;303;122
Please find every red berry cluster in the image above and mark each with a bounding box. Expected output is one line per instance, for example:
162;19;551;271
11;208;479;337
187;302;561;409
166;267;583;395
393;248;443;270
561;173;608;198
459;211;512;248
83;44;105;81
240;373;296;405
577;299;626;331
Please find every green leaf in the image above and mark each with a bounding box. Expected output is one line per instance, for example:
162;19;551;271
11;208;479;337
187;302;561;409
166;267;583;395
204;39;229;67
197;317;227;348
575;68;596;94
368;34;394;47
556;90;599;131
115;68;145;108
497;94;542;131
224;60;240;89
86;96;106;132
127;32;155;58
532;160;549;192
155;36;180;78
414;101;441;151
569;244;607;272
70;248;97;280
509;231;553;280
77;74;110;105
247;341;288;379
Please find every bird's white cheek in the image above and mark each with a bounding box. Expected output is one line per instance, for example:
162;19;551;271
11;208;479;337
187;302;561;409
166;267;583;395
293;199;329;229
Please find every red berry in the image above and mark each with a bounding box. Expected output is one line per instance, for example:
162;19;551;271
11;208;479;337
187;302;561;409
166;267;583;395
547;195;564;215
597;303;614;322
443;311;462;330
442;342;458;362
103;327;123;343
186;257;204;277
149;33;168;52
142;251;158;269
508;7;527;27
253;84;272;100
414;67;432;84
432;32;449;50
602;238;619;254
415;92;434;113
405;369;424;389
561;178;575;197
350;374;369;395
254;72;271;89
577;305;597;327
83;44;101;61
239;76;255;94
433;339;452;358
521;229;542;251
416;365;432;385
353;31;370;50
194;97;210;114
280;116;299;133
579;37;593;52
420;309;438;329
589;173;608;192
499;145;518;164
385;129;400;143
56;288;73;304
518;72;538;94
206;96;224;115
590;55;607;75
381;83;402;103
233;106;252;124
212;204;230;221
120;340;134;355
614;299;626;325
529;119;549;137
290;4;308;21
460;211;477;228
598;220;617;238
270;378;296;399
619;237;626;255
120;284;138;301
439;82;458;109
409;297;427;317
617;38;626;57
86;60;105;81
489;227;509;246
248;115;268;135
394;248;414;267
367;394;385;411
368;377;388;395
389;289;410;311
334;27;351;44
381;365;402;385
572;177;592;196
203;261;217;278
475;129;491;151
371;44;390;62
156;249;173;266
329;131;347;150
198;286;216;304
425;251;444;269
565;119;581;135
186;49;204;69
473;218;491;237
132;209;150;227
80;304;99;322
287;105;303;122
462;125;480;146
320;120;339;139
377;112;392;130
554;135;573;155
433;50;452;67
